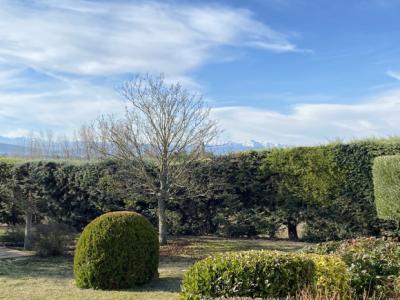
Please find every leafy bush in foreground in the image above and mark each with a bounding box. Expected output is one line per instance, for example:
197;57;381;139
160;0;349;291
304;237;400;296
305;254;351;297
181;250;350;299
74;211;159;290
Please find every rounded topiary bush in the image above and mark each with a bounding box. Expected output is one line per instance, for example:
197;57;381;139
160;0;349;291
74;211;159;290
181;251;316;299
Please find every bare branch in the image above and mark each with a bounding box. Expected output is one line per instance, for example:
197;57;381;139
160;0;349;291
85;74;219;244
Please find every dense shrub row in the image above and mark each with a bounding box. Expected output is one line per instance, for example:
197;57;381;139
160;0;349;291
171;139;400;241
266;140;400;241
304;237;400;297
181;250;350;299
0;160;127;230
1;138;400;241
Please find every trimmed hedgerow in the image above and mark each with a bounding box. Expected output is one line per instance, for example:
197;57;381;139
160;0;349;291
305;237;400;296
3;138;400;241
306;254;351;297
74;211;159;290
181;251;316;299
181;251;350;299
373;155;400;223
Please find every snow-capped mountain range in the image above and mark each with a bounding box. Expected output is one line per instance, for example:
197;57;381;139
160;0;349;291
207;140;285;154
0;136;284;156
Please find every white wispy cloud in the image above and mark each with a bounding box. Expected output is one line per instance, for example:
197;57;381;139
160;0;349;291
0;0;301;77
0;65;125;136
387;70;400;81
211;89;400;145
2;64;400;144
0;0;307;137
4;1;395;146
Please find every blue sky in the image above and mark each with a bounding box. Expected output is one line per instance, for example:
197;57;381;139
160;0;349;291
0;0;400;144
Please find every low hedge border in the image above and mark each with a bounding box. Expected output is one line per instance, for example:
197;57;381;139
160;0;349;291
306;254;350;297
181;250;350;299
305;237;400;297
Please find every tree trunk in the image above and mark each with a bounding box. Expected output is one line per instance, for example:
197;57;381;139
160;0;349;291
158;175;168;245
158;197;167;245
24;210;33;250
287;220;298;241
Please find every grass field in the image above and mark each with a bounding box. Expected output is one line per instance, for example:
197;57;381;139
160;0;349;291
0;236;309;300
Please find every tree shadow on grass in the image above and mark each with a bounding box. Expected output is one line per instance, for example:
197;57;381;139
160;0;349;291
134;276;182;293
0;255;192;294
0;256;73;279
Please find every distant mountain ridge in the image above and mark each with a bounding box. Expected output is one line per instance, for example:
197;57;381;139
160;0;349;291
0;136;26;145
0;142;25;155
207;140;285;154
0;136;284;156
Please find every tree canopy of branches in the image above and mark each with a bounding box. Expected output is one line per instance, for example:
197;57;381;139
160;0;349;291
86;74;218;244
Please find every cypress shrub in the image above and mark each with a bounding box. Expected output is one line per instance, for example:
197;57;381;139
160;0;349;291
373;155;400;223
74;211;159;290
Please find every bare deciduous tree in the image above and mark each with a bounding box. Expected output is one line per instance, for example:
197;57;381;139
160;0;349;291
12;129;95;160
86;74;218;244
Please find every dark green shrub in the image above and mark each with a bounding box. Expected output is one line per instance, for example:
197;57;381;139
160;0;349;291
252;213;281;238
302;214;355;242
181;251;316;299
304;237;400;296
0;225;24;246
74;211;159;290
33;223;74;257
221;223;257;238
373;155;400;225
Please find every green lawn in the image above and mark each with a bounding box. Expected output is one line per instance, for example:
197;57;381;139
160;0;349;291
0;236;310;300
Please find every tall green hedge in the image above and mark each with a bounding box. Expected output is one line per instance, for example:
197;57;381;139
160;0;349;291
290;141;400;241
373;155;400;222
0;161;19;224
2;138;400;241
0;159;127;230
261;146;341;240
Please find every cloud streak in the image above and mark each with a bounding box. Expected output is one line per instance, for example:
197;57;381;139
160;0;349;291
212;89;400;145
0;0;301;77
2;0;395;146
0;0;307;138
0;65;125;136
387;70;400;81
2;64;400;145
